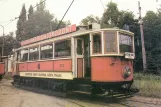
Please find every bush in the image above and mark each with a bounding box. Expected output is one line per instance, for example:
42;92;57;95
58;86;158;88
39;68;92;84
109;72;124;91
133;73;161;98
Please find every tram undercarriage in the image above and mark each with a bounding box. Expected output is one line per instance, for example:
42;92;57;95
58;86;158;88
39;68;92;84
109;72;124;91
12;75;139;98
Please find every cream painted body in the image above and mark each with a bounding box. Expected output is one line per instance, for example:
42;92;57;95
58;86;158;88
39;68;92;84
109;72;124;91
20;72;73;80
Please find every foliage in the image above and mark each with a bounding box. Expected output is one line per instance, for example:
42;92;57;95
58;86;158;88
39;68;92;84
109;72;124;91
133;73;161;98
0;32;19;56
37;0;45;11
23;10;54;39
143;11;161;73
101;2;120;28
28;5;33;19
118;11;135;28
80;15;101;25
16;4;26;42
16;0;70;42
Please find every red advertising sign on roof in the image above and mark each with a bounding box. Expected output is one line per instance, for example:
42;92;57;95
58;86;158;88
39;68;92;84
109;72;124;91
21;24;76;46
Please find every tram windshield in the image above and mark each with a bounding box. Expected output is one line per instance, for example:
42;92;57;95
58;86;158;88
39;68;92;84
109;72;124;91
104;32;117;53
119;33;132;53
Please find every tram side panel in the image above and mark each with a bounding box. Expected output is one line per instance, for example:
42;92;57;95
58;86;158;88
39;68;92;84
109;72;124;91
18;59;73;80
27;61;54;71
91;57;133;82
53;59;72;72
19;63;28;71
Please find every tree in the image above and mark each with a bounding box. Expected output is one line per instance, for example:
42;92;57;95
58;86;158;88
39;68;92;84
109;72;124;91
0;33;19;56
24;10;54;39
118;11;135;28
20;4;26;21
80;15;101;25
16;4;26;42
142;11;161;74
37;0;45;11
28;5;33;19
23;0;70;40
101;2;120;28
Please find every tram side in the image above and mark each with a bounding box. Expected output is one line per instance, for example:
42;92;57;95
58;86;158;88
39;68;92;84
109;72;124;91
12;24;138;95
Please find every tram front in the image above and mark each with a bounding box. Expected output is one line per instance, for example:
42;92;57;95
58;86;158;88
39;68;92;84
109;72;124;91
90;29;135;91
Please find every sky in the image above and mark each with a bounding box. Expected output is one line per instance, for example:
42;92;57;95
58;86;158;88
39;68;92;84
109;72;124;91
0;0;160;36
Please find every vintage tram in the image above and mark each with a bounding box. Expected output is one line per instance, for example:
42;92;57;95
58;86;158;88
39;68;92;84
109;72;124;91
12;23;136;95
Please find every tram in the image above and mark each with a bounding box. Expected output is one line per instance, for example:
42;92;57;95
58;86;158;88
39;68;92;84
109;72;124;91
12;23;136;95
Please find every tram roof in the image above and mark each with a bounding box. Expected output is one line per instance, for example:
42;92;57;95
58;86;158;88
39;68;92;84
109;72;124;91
15;27;134;51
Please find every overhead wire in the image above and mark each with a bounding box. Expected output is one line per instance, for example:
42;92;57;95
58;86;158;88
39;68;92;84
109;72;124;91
32;0;46;9
0;20;12;25
55;0;75;30
4;18;17;26
100;0;105;10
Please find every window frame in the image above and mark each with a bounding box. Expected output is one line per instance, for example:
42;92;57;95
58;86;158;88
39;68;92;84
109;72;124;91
76;38;83;55
92;32;102;55
29;46;40;61
54;39;72;58
40;42;53;60
19;48;29;62
119;32;133;53
103;31;118;54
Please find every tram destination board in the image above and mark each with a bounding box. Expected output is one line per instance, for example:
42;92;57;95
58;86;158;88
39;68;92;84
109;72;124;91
125;52;135;59
20;72;73;80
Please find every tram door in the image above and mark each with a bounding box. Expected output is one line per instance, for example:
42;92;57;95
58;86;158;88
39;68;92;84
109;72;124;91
75;38;84;78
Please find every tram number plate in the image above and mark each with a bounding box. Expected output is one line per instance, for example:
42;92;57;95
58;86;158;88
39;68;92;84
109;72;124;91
125;52;135;59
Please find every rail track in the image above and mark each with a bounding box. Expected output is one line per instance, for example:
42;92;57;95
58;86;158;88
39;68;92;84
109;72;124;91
1;79;160;107
11;81;146;107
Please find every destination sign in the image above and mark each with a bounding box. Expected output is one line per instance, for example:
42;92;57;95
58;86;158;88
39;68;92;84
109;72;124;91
29;47;38;52
41;45;52;51
20;72;73;80
21;24;76;46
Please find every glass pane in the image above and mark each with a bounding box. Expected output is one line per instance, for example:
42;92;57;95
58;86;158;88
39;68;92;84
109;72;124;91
119;33;132;52
77;39;82;55
104;32;116;52
29;47;39;60
55;40;71;58
40;44;53;59
93;33;101;53
20;49;28;61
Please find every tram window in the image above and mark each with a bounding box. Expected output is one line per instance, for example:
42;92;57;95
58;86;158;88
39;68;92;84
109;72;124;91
17;51;20;61
77;39;83;55
119;33;132;52
93;33;101;54
55;39;71;58
104;32;116;53
40;44;53;59
20;49;28;61
29;47;39;60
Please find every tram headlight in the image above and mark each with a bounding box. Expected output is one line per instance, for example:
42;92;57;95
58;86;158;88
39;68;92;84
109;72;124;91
122;66;131;79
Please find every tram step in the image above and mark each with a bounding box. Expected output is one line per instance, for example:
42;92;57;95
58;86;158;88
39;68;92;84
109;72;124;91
74;84;92;92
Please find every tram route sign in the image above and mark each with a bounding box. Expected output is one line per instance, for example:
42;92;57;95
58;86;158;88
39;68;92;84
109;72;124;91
125;52;135;59
21;24;77;46
20;72;73;80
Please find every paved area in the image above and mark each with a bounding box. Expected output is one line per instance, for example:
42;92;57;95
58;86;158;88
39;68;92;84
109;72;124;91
0;79;161;107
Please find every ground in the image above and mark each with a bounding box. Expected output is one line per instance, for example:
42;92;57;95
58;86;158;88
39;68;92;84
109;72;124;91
0;79;161;107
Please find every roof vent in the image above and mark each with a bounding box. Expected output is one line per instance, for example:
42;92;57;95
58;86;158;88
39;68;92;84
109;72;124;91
88;23;100;30
77;25;88;30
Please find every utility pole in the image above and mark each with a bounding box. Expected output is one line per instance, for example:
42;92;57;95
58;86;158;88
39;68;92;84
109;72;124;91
0;25;4;56
138;1;147;72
